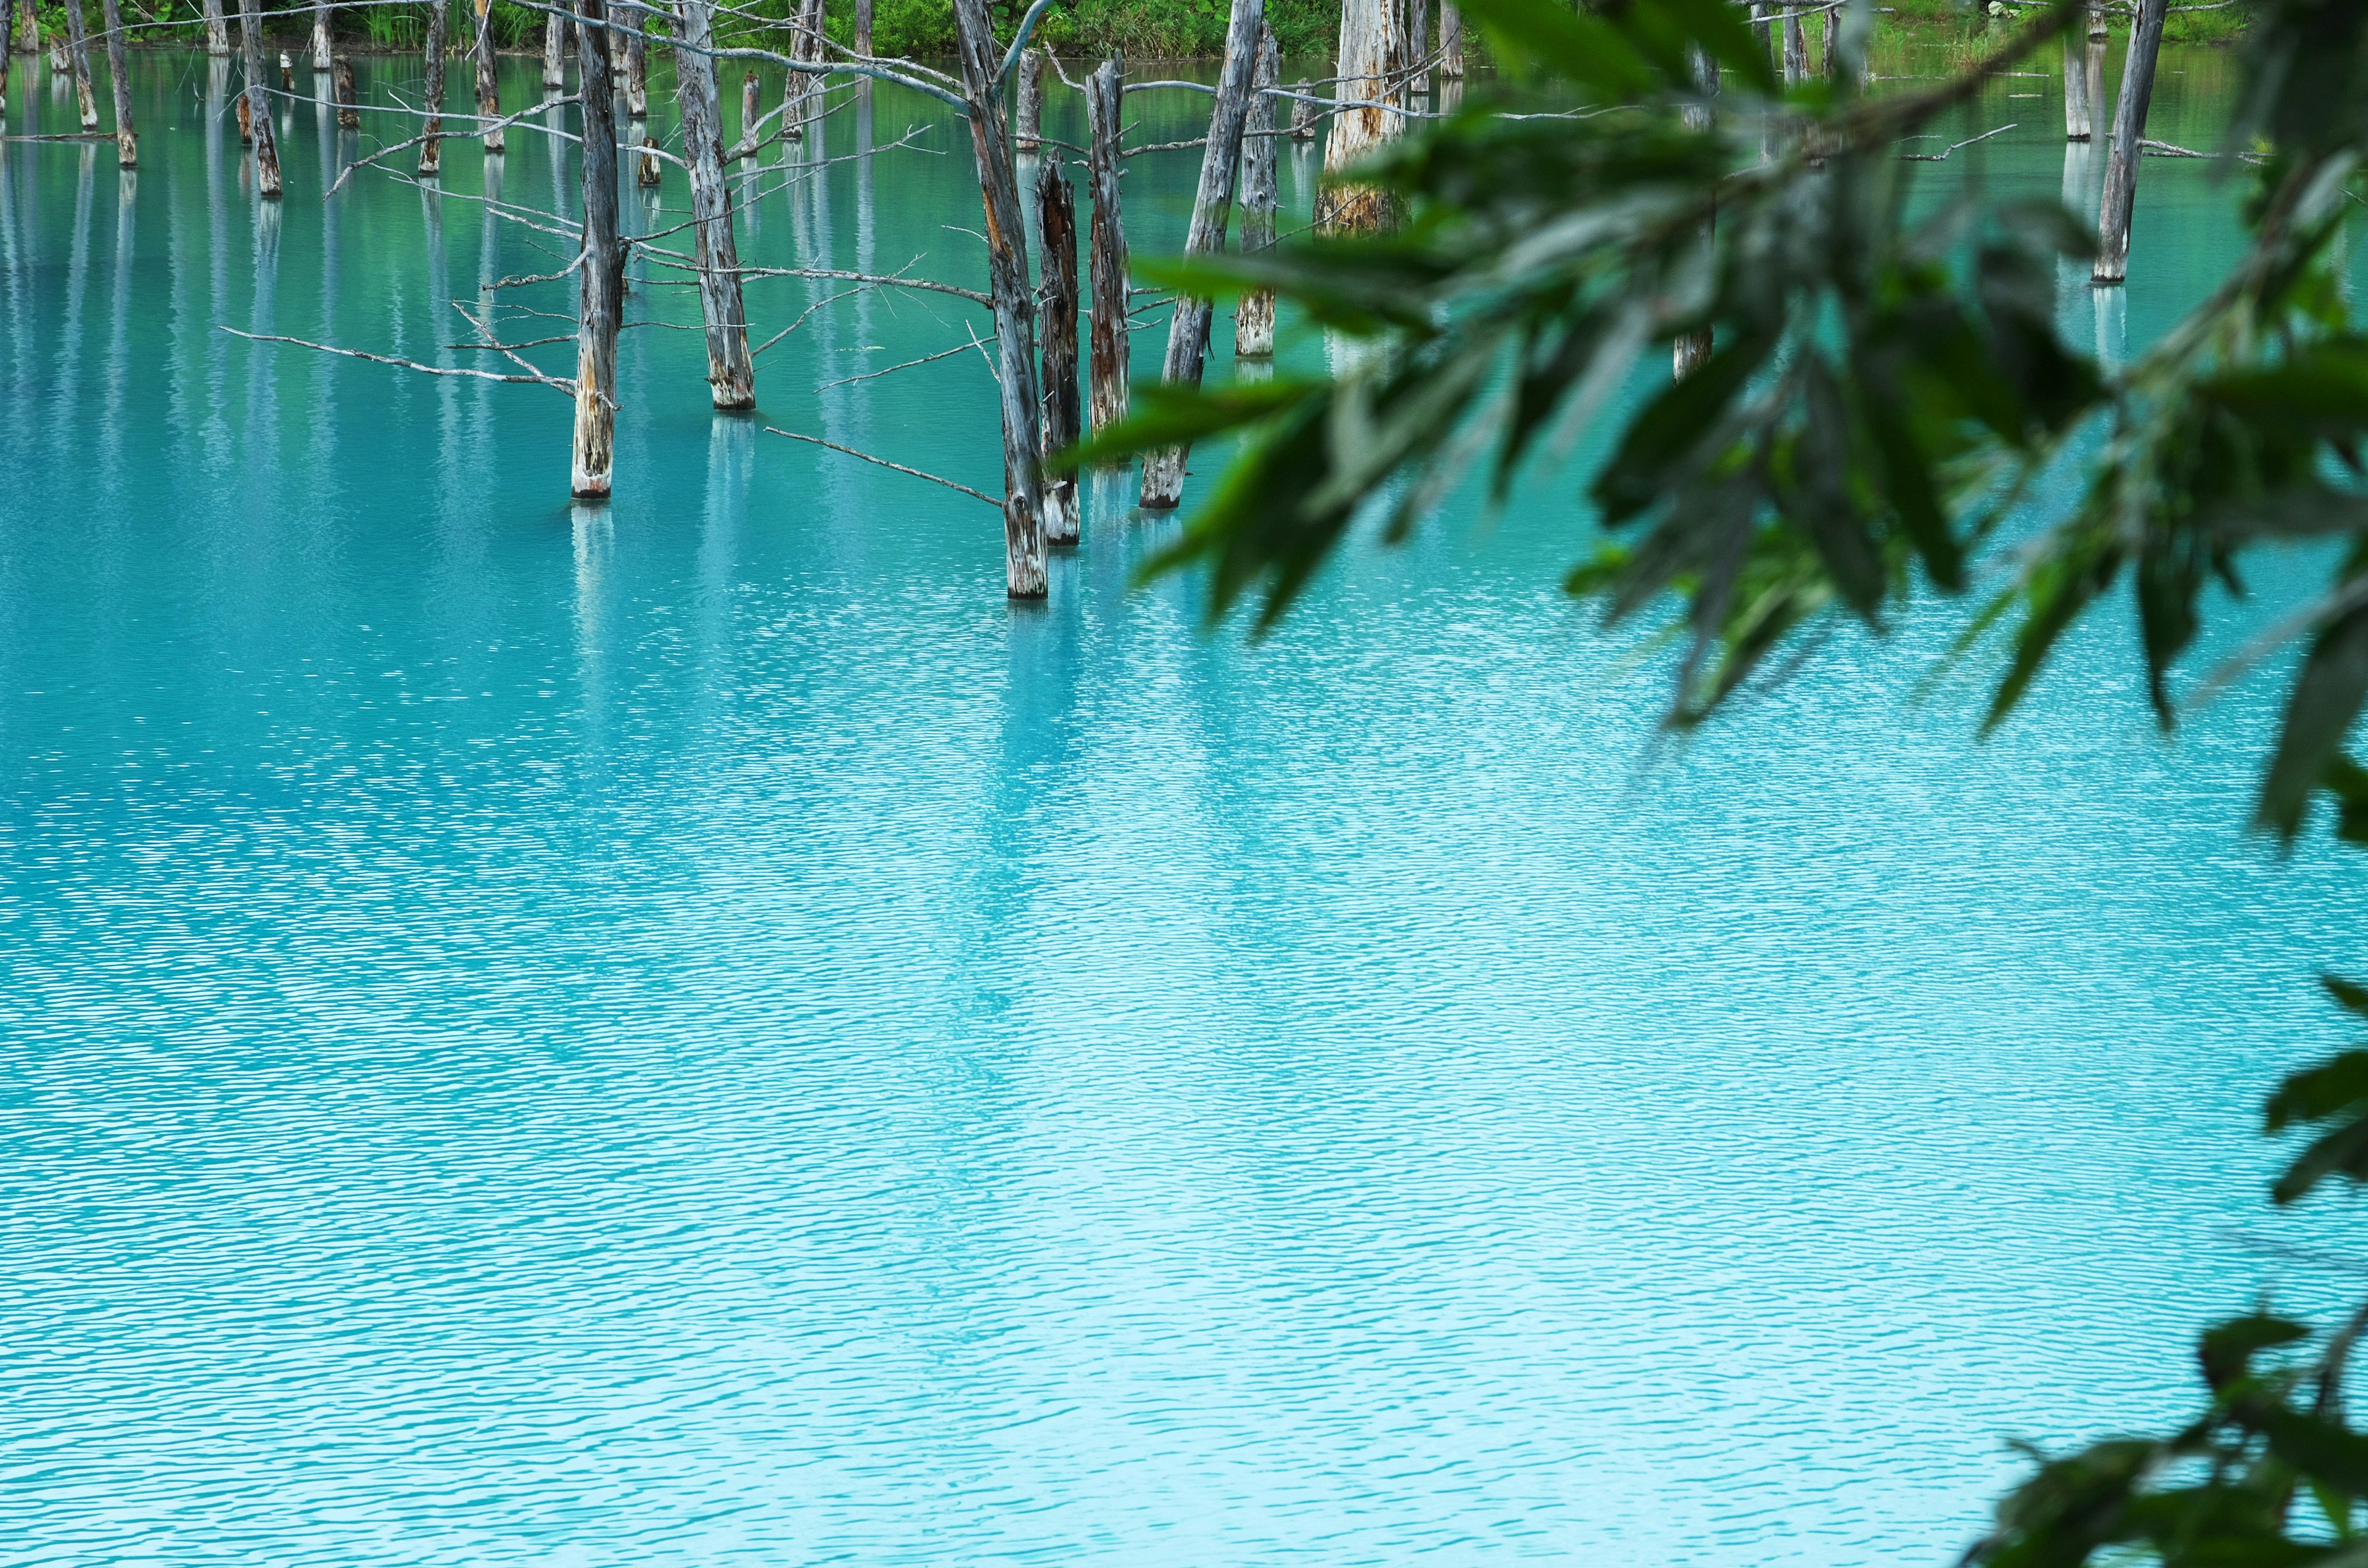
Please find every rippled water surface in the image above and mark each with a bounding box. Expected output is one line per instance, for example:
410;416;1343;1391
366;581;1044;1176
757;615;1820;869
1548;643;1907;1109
2;39;2361;1568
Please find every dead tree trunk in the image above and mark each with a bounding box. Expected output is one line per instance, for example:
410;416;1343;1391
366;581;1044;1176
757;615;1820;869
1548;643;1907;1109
1320;0;1402;231
474;0;503;149
2086;5;2108;136
1288;78;1315;140
240;0;281;196
98;0;133;165
1439;2;1462;78
1406;0;1428;98
237;89;252;144
1234;24;1278;357
202;0;229;55
419;0;448;176
335;54;357;126
1037;157;1080;544
1141;0;1266;507
783;0;821;140
1016;46;1043;152
311;2;331;69
855;0;871;55
2062;22;2090;138
62;0;96;130
1084;56;1128;436
2094;0;2168;285
12;0;32;54
543;2;566;91
1782;6;1806;83
675;0;754;407
741;69;760;150
573;0;622;495
949;0;1046;598
625;7;647;117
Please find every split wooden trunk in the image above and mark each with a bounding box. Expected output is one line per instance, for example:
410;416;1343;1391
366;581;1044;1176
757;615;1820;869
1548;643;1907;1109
1083;57;1129;435
675;0;754;408
2094;0;2169;284
1037;157;1080;545
572;0;623;496
1233;25;1279;358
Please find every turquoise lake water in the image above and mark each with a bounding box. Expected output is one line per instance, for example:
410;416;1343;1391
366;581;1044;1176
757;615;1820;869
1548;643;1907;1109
3;38;2364;1567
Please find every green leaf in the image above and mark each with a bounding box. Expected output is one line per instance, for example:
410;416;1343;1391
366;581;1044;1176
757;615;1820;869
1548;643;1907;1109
2256;600;2368;840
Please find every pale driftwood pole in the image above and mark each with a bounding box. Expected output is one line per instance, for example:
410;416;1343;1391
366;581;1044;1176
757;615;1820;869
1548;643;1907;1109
1016;47;1043;152
1288;78;1315;140
2063;22;2090;139
625;8;647;117
1141;0;1266;508
335;55;357;126
675;0;754;408
474;0;503;150
1084;56;1128;435
1439;3;1462;78
1320;0;1402;231
240;0;281;196
2094;0;2168;285
419;0;448;176
1037;157;1080;545
311;2;331;70
573;0;622;495
543;2;566;91
62;0;96;130
949;0;1046;598
97;0;133;165
1234;25;1278;357
202;0;229;54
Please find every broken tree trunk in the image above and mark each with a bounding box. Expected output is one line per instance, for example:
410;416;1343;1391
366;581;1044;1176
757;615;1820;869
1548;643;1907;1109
335;55;357;127
573;0;623;496
1141;0;1267;507
237;89;252;144
240;0;281;196
98;0;133;165
741;70;760;151
62;0;96;130
2094;0;2168;285
1234;24;1278;358
202;0;229;55
1016;46;1043;152
311;2;331;70
1319;0;1402;231
544;2;565;91
675;0;754;408
1037;156;1080;545
638;130;660;183
625;7;647;117
1288;77;1315;140
419;0;448;177
948;0;1046;598
1439;2;1462;78
474;0;502;150
1084;56;1128;435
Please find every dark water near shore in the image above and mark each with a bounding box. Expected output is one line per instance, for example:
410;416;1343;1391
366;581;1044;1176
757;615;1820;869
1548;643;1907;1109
2;39;2361;1567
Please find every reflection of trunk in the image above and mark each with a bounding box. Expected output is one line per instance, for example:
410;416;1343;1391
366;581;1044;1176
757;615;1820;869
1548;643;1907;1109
419;0;448;177
1234;25;1278;357
335;55;358;126
1037;157;1080;545
1016;47;1043;151
474;0;502;150
240;0;281;197
572;0;622;495
202;0;229;55
98;0;133;165
1438;3;1462;78
62;0;96;129
1318;0;1400;232
675;0;753;407
949;0;1045;598
311;2;331;69
1083;58;1128;435
1141;0;1266;508
2094;0;2167;285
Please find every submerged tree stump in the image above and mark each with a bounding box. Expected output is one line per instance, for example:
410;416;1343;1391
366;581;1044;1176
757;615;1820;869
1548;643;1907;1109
97;0;133;166
572;0;623;496
741;69;760;152
638;131;661;184
1083;56;1129;436
2094;0;2168;284
236;88;252;145
675;0;754;408
472;0;501;150
1037;156;1080;545
625;10;647;118
334;56;358;127
1319;0;1401;231
1288;78;1316;141
240;0;281;197
950;0;1046;598
61;0;96;131
311;2;332;71
1234;24;1280;358
419;0;448;178
1141;0;1267;509
543;3;565;91
1782;7;1805;84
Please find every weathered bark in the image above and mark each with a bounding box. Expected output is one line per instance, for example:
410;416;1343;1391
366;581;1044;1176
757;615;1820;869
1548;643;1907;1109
783;0;821;141
240;0;281;196
2094;0;2168;285
740;68;760;151
573;0;622;495
202;0;228;54
1782;7;1806;84
2063;23;2090;139
2086;5;2108;142
1821;3;1840;79
1234;24;1279;358
419;0;448;177
311;2;331;70
1141;0;1266;508
855;0;871;55
1016;47;1043;152
625;7;647;116
543;2;565;90
237;89;252;144
675;0;753;408
473;0;502;150
1288;76;1316;140
1406;0;1428;99
15;0;37;53
949;0;1046;598
1319;0;1402;231
1439;1;1462;79
98;0;133;165
638;130;661;183
1084;56;1129;435
62;0;96;130
1037;156;1080;545
1749;1;1769;61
